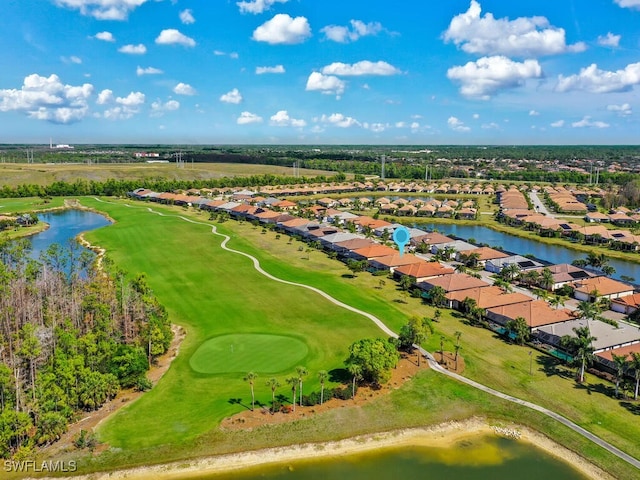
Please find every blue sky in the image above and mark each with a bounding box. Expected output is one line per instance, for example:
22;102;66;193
1;0;639;144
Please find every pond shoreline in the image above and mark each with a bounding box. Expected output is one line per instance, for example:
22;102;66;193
58;418;611;480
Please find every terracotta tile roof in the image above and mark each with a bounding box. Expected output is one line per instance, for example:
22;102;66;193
369;254;425;268
597;344;640;362
462;246;509;261
279;218;312;228
334;238;377;250
571;276;635;296
394;262;455;279
351;244;398;259
446;286;533;309
487;300;574;328
611;293;640;308
419;273;489;292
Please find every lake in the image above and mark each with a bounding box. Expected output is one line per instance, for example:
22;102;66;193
415;222;640;283
197;435;588;480
30;209;111;260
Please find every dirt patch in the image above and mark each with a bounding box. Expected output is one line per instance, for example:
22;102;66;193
433;351;466;374
41;324;186;457
221;352;434;431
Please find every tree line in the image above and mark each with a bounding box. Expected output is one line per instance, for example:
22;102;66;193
0;239;172;459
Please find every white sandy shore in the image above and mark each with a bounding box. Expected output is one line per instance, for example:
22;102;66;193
50;418;612;480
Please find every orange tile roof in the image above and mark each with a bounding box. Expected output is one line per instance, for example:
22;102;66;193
352;244;398;259
369;254;425;268
571;276;635;296
447;286;533;309
420;273;489;292
462;247;509;261
394;262;455;278
597;344;640;362
488;300;574;328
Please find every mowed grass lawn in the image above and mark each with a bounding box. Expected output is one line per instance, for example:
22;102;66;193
78;198;640;478
81;199;381;450
0;196;65;213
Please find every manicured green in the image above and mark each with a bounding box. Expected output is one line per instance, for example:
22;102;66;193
0;196;65;213
70;197;640;479
189;334;309;374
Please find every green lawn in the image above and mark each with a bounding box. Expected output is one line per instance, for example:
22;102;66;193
72;197;640;478
0;196;65;213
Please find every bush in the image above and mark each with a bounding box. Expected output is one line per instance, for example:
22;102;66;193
135;376;153;392
302;391;322;406
74;430;97;450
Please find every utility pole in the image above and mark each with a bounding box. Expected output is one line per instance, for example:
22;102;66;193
174;151;184;168
381;155;386;180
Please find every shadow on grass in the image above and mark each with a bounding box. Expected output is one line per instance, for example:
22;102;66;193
536;355;573;379
620;401;640;415
341;273;357;279
228;397;251;410
329;368;350;384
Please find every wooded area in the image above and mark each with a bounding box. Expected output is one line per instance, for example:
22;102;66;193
0;240;172;458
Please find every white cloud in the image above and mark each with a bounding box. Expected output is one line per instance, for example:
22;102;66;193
395;122;406;128
321;60;400;76
237;111;263;124
321;20;384;43
550;120;564;127
365;122;387;133
173;83;196;95
443;0;586;57
61;55;82;64
305;72;346;97
607;103;632;116
179;9;195;24
54;0;151;20
156;29;196;47
237;0;288;14
472;113;480;119
213;50;239;59
94;31;115;42
597;32;621;48
572;116;609;128
118;44;146;54
0;73;93;124
448;116;470;132
320;113;360;128
229;52;239;59
447;56;542;98
614;0;640;9
252;14;311;45
269;110;306;127
96;89;113;105
556;62;640;93
136;66;163;76
116;91;145;107
481;122;500;129
256;65;285;74
529;110;540;116
151;99;180;116
220;88;243;104
410;122;420;132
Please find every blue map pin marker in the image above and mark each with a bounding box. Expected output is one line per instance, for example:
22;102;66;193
392;226;410;257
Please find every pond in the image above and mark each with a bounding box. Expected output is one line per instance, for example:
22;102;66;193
30;209;111;261
197;435;588;480
415;222;640;283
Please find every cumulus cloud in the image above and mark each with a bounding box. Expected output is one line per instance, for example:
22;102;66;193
0;73;93;124
220;88;243;104
180;9;195;24
305;72;346;97
572;116;609;128
364;122;387;133
98;90;145;120
156;29;196;47
151;99;180;116
173;83;196;95
94;31;115;42
320;113;360;128
447;55;542;98
237;0;289;14
96;89;113;105
448;116;470;132
116;91;145;107
443;0;585;57
118;44;146;54
237;111;263;124
550;120;564;127
269;110;306;127
54;0;151;20
555;62;640;93
321;60;400;76
597;32;621;47
136;66;163;76
213;50;239;59
256;65;285;74
607;103;632;116
252;14;311;45
614;0;640;9
321;20;384;43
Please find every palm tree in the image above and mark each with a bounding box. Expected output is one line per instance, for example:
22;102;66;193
295;366;308;406
602;265;616;277
265;378;280;413
493;278;513;293
549;294;567;310
454;331;462;370
586;252;607;269
612;353;628;398
286;376;298;412
561;326;597;383
577;300;603;322
243;372;258;411
347;363;362;399
629;352;640;400
540;267;555;290
318;370;328;405
501;263;521;282
428;286;447;308
505;317;530;345
461;296;478;316
454;263;468;275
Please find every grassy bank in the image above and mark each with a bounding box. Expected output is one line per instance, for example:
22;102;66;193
64;197;640;479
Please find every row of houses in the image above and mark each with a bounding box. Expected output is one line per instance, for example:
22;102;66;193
543;186;588;214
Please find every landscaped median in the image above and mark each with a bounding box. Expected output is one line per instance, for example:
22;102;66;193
40;197;640;479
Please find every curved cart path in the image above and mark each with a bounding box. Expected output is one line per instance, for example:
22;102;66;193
91;198;640;470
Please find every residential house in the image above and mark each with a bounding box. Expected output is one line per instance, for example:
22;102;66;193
611;293;640;315
368;254;425;273
485;255;544;274
527;263;599;291
446;286;532;311
486;300;574;331
417;273;490;294
571;276;635;302
536;319;640;353
393;262;455;283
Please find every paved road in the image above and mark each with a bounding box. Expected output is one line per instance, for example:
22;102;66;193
528;191;553;217
93;198;640;471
